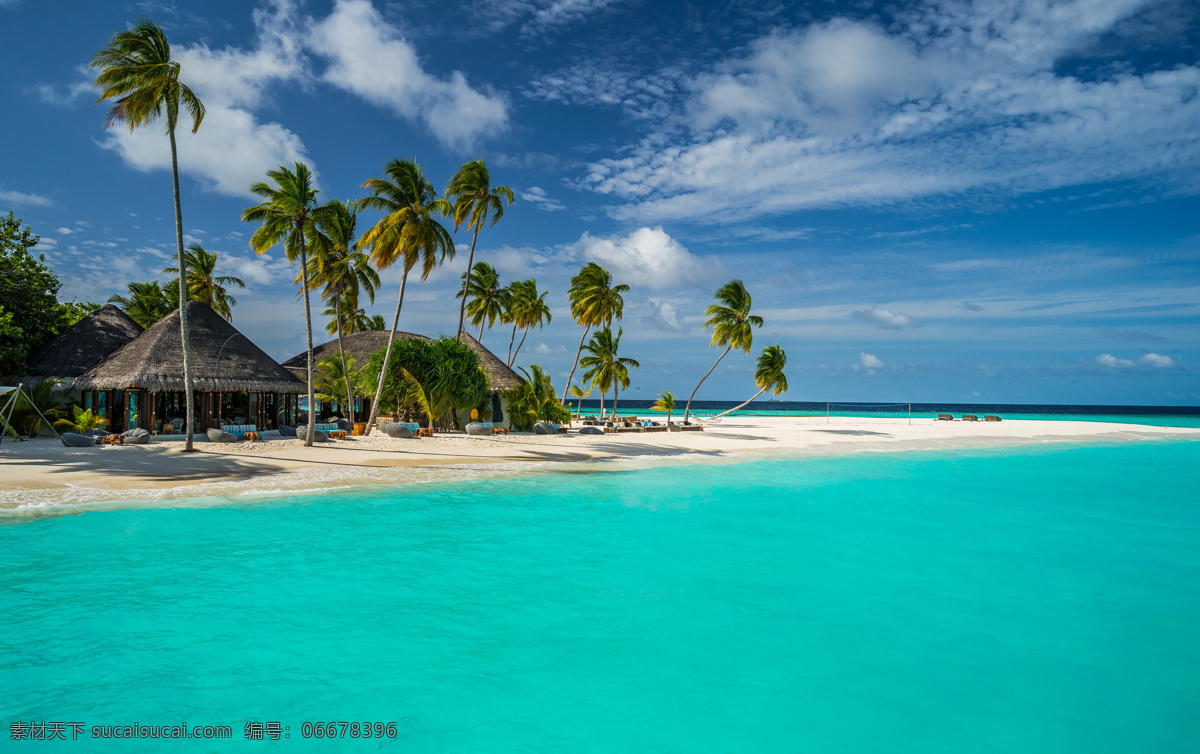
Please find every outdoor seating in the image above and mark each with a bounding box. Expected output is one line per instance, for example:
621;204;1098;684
60;433;95;447
221;423;257;436
466;422;493;436
578;426;604;435
937;413;954;421
963;414;979;421
381;422;415;439
533;422;559;435
122;428;150;445
984;415;1002;422
85;429;110;438
277;424;297;437
207;428;238;443
295;426;330;442
167;418;184;433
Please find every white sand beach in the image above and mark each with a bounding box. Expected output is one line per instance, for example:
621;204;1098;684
1;416;1196;512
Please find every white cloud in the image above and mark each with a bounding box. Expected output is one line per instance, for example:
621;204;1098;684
859;352;885;369
583;0;1200;222
33;237;57;249
309;0;507;150
1139;353;1176;368
29;79;92;107
642;298;686;332
850;306;919;329
520;186;565;211
567;226;711;288
0;189;52;206
56;227;74;235
534;342;566;354
1097;353;1136;368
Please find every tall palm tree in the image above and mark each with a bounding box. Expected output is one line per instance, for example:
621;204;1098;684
162;243;245;320
92;18;205;450
507;278;551;367
712;345;788;419
242;162;331;447
568;384;591;419
562;262;629;403
456;262;505;342
358;158;454;436
684;280;763;424
108;281;170;328
306;200;378;419
580;327;639;418
446;159;514;335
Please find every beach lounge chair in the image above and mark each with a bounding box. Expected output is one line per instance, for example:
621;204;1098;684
221;424;258;439
962;414;979;422
674;421;704;432
937;413;954;421
984;415;1002;422
207;428;239;443
617;421;643;433
60;432;96;448
644;421;668;432
122;428;150;445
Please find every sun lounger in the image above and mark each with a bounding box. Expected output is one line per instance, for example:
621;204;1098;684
962;414;979;422
984;415;1001;422
671;421;704;431
937;413;954;421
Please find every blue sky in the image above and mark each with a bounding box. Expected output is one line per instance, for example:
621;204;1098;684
2;0;1198;405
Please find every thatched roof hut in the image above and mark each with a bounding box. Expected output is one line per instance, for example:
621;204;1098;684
284;330;523;392
25;304;143;383
73;301;303;393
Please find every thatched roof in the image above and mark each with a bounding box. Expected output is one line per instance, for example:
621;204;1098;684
458;331;522;391
285;330;522;392
73;301;304;393
26;304;143;382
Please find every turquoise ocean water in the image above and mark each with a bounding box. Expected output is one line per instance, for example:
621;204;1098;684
3;439;1199;752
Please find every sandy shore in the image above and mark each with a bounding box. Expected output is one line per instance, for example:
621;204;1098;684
2;416;1196;513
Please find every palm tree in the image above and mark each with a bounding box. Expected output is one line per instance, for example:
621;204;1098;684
242;162;331;447
568;384;591;419
364;314;386;331
456;262;505;342
358;158;454;436
55;406;107;435
562;262;629;403
92;18;205;450
108;281;169;328
306;200;378;420
506;278;552;367
684;280;763;424
712;345;788;419
580;327;639;418
162;243;245;320
446;159;514;335
650;390;677;424
315;354;363;412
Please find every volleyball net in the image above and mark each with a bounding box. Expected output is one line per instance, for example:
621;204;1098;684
826;403;911;424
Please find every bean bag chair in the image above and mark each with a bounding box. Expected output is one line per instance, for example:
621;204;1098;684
61;432;96;447
277;424;297;437
533;422;558;435
381;423;415;439
465;423;492;436
207;428;239;443
122;428;151;445
85;428;110;439
295;426;330;442
578;426;604;435
334;419;352;431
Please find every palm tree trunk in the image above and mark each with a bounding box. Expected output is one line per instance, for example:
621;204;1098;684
684;345;732;424
456;225;481;335
167;117;196;452
477;319;485;342
363;266;409;436
711;386;767;419
598;388;605;420
300;232;316;448
560;325;591;403
507;323;517;365
335;292;354;423
511;326;530;367
613;384;619;416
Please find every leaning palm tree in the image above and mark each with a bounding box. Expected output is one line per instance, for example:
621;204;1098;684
162;243;245;320
358;158;454;436
650;390;677;424
107;281;169;328
508;279;551;367
306;200;378;420
562;262;629;403
683;280;763;424
446;159;514;335
92;18;205;450
580;327;639;418
456;262;505;342
712;345;788;419
242;162;331;447
568;384;591;419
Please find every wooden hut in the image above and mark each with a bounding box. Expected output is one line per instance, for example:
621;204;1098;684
72;301;303;433
25;304;143;390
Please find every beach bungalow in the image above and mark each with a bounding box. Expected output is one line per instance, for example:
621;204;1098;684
282;331;523;429
71;301;304;433
25;304;144;392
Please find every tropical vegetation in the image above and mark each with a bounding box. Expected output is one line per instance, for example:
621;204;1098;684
503;364;569;431
446;160;513;336
650;390;677;424
9;379;67;437
712;345;788;418
684;280;763;424
162;243;245;320
579;327;639;418
361;336;488;430
107;281;171;328
55;405;107;435
562;262;628;404
568;384;591;419
92;17;205;451
504;278;551;367
457;262;505;342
